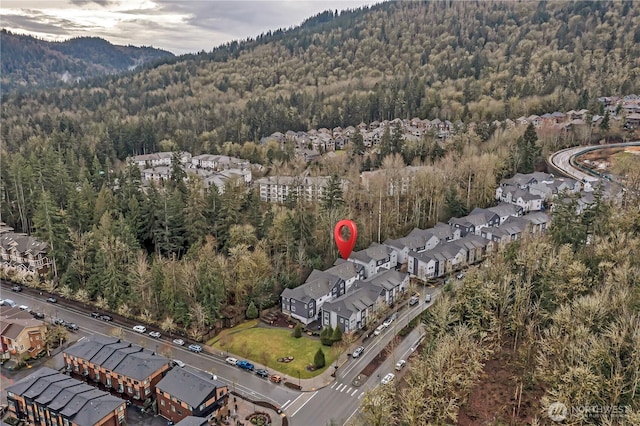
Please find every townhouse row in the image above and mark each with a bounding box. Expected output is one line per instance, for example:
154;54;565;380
0;223;51;275
6;335;229;426
281;203;551;333
1;305;48;361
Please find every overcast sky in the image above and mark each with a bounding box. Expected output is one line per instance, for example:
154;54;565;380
1;0;381;55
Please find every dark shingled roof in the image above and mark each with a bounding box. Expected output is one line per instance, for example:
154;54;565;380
157;366;226;409
175;416;208;426
5;367;125;426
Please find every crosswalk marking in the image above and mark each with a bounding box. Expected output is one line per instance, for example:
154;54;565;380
330;382;337;389
351;389;359;397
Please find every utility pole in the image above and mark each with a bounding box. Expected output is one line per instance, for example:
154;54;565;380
377;190;382;243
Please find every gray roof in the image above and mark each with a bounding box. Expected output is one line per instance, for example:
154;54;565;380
325;260;364;281
522;212;550;226
452;234;490;251
363;269;408;291
0;232;48;254
281;269;340;303
175;417;209;426
157;367;226;409
349;243;392;263
64;336;169;381
487;203;522;218
492;216;529;236
322;285;379;318
6;367;124;426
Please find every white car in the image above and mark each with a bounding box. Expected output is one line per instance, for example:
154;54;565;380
395;360;406;371
225;357;238;366
172;339;185;346
133;325;146;333
425;294;432;303
173;359;185;368
18;305;30;311
381;373;395;385
373;324;385;336
149;331;161;339
383;317;393;328
352;346;365;358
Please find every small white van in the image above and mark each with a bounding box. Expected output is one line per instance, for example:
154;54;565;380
133;325;146;333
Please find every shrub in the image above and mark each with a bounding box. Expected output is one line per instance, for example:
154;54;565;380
320;326;334;346
246;302;258;319
293;323;302;338
331;325;343;342
314;348;325;368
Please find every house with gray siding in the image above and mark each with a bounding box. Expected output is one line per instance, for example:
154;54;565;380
348;243;397;278
320;283;381;333
281;270;345;325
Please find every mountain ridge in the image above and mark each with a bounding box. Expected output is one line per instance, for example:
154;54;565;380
0;29;174;93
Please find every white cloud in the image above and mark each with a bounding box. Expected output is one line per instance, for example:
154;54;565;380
1;0;381;54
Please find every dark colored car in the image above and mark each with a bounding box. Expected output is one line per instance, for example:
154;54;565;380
53;318;67;326
66;323;79;331
46;297;57;303
31;311;45;319
255;368;269;378
100;315;113;321
11;285;22;292
237;360;254;371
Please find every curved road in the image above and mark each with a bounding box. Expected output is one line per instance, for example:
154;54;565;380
548;141;640;182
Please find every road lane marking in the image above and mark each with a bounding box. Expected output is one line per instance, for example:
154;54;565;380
358;392;364;399
284;393;304;411
351;389;358;397
331;382;337;389
345;387;352;393
280;399;291;409
290;391;318;418
344;406;360;425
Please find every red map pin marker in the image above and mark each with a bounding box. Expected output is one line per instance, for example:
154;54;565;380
334;220;358;259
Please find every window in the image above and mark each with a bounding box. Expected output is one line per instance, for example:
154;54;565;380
160;400;165;406
171;405;176;412
291;306;296;312
177;409;182;415
145;387;150;396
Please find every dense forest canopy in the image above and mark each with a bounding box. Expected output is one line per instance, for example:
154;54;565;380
1;1;639;339
0;29;174;94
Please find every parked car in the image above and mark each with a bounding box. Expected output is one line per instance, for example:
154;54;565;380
381;373;395;385
173;359;185;368
237;360;254;371
188;344;202;353
172;339;185;346
395;360;406;371
425;294;432;303
225;357;238;366
18;305;29;311
456;272;465;279
66;323;79;331
383;317;394;328
100;315;113;321
352;346;365;358
90;312;101;318
53;318;67;326
11;285;22;292
133;325;146;333
373;324;385;336
3;299;17;308
270;374;282;383
409;296;419;306
31;311;45;319
149;331;161;339
46;297;57;303
255;368;269;378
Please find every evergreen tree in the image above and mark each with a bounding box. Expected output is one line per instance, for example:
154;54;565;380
168;151;187;193
246;301;258;319
183;180;209;247
314;347;326;368
516;123;541;173
350;127;365;157
33;190;71;278
293;323;302;338
321;174;345;212
390;121;404;154
332;325;343;342
379;125;392;161
600;110;610;132
444;186;468;219
321;326;335;346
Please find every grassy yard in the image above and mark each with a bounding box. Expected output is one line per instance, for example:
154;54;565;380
209;325;337;379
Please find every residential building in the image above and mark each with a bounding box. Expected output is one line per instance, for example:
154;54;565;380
486;203;524;224
63;336;170;403
156;367;228;424
348;243;397;278
320;284;379;333
0;306;47;360
5;367;127;426
384;228;441;264
174;417;209;426
449;209;500;237
129;152;191;168
0;231;50;275
191;154;249;170
281;269;346;325
256;175;339;203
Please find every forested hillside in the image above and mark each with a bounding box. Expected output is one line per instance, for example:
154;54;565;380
1;1;639;339
2;1;640;157
0;30;173;94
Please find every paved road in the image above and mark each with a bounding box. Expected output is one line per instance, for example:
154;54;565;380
0;286;300;410
548;141;640;182
288;286;440;426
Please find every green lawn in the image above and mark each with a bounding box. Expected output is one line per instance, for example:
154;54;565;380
210;326;336;379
